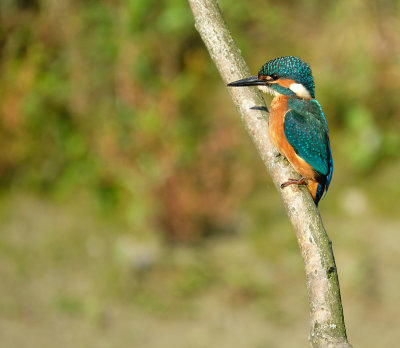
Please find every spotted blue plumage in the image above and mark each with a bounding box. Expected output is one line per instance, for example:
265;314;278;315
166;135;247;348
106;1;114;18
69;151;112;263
258;56;315;98
284;98;333;203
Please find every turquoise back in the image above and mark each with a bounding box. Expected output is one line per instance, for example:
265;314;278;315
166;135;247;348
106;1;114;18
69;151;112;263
284;98;333;204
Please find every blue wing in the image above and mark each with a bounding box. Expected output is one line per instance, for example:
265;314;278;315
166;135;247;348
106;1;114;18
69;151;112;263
283;105;333;195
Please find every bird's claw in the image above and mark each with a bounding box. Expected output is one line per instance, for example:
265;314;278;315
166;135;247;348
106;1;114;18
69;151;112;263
281;177;307;189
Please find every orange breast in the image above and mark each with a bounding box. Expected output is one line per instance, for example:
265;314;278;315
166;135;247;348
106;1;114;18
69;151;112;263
269;95;316;181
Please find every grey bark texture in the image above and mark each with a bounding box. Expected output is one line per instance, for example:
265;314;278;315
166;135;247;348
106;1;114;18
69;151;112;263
187;0;353;347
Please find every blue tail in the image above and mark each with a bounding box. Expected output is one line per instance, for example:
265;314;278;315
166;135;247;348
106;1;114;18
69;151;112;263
314;183;325;206
315;142;333;206
324;142;333;194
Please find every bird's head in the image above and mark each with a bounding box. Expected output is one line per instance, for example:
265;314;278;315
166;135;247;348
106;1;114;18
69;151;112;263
227;56;315;99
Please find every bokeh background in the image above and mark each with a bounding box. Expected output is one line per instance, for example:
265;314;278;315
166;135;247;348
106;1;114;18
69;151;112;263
1;0;400;347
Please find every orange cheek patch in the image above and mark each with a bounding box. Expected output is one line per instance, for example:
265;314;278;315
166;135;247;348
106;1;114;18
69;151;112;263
271;78;295;88
258;76;295;89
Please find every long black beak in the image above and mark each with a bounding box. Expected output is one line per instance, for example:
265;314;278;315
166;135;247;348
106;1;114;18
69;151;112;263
227;76;267;87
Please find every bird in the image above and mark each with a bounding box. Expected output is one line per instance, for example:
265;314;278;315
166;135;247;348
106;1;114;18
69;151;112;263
227;56;333;206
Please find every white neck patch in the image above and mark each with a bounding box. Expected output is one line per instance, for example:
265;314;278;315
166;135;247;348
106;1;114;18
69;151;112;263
289;83;312;99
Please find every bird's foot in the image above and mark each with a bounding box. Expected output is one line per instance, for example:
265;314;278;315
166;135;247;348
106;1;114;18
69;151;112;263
281;177;307;189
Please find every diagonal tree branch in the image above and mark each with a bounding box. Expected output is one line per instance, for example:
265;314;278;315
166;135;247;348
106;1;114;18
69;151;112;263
187;0;352;347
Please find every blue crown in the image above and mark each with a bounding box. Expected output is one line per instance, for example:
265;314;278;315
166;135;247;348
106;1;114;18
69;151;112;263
258;56;315;98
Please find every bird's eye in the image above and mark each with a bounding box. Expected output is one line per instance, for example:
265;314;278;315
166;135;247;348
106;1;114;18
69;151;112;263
270;73;279;80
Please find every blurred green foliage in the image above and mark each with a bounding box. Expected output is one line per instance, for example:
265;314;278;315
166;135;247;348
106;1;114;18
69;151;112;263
1;0;400;242
2;0;400;239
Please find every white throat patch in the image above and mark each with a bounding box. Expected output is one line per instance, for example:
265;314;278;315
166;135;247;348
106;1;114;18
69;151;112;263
258;85;278;97
289;83;312;99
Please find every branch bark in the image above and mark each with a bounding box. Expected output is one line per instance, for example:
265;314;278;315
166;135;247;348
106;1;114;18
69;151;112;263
187;0;352;347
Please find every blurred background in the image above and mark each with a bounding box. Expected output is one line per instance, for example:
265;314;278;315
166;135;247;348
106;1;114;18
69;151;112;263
1;0;400;347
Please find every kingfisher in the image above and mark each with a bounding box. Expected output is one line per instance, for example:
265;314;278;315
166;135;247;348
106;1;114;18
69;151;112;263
227;56;333;206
